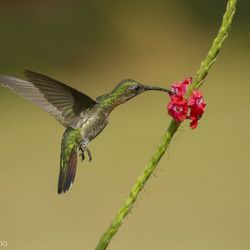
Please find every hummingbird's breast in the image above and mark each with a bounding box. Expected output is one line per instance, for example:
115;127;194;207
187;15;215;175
79;104;109;142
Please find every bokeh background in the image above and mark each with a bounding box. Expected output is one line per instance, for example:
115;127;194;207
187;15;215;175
0;1;249;249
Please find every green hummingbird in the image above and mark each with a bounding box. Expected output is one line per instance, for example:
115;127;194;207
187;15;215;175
0;70;171;194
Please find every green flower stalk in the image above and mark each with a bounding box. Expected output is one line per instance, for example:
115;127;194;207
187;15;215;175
95;0;237;249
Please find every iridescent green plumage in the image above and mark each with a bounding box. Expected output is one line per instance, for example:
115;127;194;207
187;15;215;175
58;127;81;193
0;71;171;194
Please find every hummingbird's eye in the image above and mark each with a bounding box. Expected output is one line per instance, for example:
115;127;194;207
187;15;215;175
132;85;141;92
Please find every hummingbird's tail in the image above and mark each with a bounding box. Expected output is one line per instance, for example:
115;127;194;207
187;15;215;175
58;127;81;194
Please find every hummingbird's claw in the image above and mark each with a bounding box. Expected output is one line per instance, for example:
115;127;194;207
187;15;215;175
85;148;92;162
79;146;92;162
79;151;85;161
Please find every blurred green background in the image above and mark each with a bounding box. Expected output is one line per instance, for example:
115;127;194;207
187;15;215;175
0;1;249;249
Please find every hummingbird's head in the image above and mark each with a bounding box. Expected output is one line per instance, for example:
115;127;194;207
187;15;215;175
110;79;171;105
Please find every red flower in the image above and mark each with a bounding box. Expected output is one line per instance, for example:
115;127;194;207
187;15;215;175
187;90;206;129
189;119;198;129
170;77;192;96
182;77;192;92
167;95;188;122
167;77;206;129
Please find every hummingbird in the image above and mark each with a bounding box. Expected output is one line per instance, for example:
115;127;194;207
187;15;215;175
0;70;171;194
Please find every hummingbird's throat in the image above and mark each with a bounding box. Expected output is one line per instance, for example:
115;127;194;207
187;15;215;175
96;92;126;109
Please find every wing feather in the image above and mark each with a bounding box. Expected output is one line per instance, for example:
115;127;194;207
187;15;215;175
0;70;96;128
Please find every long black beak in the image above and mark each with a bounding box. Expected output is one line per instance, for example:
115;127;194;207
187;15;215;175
144;85;172;94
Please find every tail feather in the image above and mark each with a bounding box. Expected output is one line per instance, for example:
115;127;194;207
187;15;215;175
58;128;81;194
58;147;78;194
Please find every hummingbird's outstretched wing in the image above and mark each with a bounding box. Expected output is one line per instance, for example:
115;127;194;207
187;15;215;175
0;70;96;128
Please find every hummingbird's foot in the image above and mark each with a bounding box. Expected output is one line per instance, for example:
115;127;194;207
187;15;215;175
85;148;92;161
79;150;85;161
79;147;92;162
